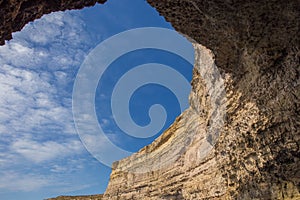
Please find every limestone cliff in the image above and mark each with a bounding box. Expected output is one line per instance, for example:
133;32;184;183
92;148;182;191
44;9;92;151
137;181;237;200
0;0;299;199
103;42;229;200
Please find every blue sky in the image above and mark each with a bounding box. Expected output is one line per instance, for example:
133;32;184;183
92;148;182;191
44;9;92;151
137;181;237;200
0;0;193;199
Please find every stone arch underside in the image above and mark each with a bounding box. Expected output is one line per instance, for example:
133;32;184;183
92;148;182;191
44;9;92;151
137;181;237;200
0;0;299;199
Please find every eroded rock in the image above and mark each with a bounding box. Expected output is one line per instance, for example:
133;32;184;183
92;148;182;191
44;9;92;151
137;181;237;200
0;0;299;199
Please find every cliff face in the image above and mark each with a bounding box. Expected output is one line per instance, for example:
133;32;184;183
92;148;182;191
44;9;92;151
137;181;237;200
104;43;228;199
103;38;299;199
0;0;299;199
104;1;300;199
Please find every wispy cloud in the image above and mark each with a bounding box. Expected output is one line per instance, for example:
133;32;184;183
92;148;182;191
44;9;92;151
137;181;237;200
0;10;98;193
0;171;54;192
11;139;83;163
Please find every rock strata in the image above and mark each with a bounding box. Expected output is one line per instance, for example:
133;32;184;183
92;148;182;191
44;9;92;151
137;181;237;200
103;42;228;200
0;0;299;199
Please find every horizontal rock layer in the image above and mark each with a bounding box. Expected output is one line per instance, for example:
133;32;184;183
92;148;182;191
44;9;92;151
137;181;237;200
0;0;299;199
103;42;228;200
103;0;300;199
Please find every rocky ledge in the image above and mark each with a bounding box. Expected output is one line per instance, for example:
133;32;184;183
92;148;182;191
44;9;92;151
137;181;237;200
1;0;299;199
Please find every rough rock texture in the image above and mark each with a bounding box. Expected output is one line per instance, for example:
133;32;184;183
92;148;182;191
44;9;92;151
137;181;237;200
144;1;300;199
0;0;106;45
103;43;228;200
1;0;299;199
103;1;300;199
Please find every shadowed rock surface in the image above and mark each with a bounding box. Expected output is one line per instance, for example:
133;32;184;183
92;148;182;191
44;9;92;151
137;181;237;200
0;0;299;199
0;0;106;45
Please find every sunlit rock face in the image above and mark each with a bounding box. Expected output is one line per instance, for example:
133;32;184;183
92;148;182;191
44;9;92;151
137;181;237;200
103;43;228;200
0;0;299;199
143;1;300;199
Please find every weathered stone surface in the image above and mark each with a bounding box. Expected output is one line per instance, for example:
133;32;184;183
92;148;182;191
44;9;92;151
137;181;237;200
0;0;106;45
0;0;299;199
103;1;300;199
103;43;228;200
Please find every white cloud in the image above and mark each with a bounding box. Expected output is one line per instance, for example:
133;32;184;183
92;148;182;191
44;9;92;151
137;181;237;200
0;64;73;137
0;11;91;70
11;139;83;163
50;165;69;173
0;10;98;193
0;166;91;192
100;118;110;127
0;171;53;192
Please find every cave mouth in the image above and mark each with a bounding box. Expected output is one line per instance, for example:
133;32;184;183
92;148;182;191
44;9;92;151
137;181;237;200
1;0;299;199
0;0;195;198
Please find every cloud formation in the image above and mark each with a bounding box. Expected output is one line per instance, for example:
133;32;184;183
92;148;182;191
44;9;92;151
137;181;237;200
0;170;53;192
0;10;96;193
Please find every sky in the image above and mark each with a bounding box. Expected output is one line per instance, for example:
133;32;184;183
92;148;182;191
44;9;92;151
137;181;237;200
0;0;193;199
